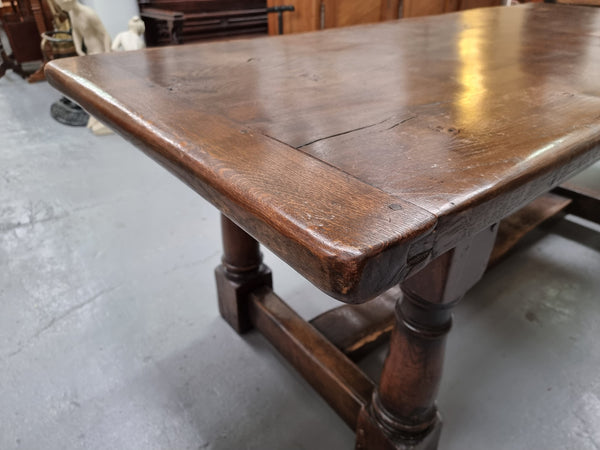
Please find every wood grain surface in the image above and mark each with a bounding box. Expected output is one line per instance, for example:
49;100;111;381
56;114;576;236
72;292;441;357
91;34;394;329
46;4;600;302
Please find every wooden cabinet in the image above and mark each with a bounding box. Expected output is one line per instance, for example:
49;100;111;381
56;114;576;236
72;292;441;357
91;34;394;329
138;0;271;45
268;0;507;34
0;0;49;78
323;0;400;28
403;0;504;18
267;0;320;34
267;0;400;35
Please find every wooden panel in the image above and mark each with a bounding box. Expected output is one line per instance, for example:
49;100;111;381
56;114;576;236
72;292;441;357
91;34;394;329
310;286;400;359
403;0;502;17
488;193;571;266
249;287;374;429
324;0;382;28
403;0;447;17
137;0;266;14
267;0;320;34
182;9;268;42
555;0;600;5
1;15;43;62
460;0;504;9
268;0;399;35
30;0;53;35
138;0;269;44
380;0;401;21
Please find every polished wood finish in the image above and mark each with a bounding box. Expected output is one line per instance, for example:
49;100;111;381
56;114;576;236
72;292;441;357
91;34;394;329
45;5;600;449
45;53;436;304
46;4;600;304
312;191;576;360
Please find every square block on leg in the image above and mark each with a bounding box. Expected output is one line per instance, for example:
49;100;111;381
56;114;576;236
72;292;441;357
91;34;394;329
215;264;272;334
356;405;442;450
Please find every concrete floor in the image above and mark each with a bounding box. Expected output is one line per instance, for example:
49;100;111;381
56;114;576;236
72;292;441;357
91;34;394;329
1;70;599;450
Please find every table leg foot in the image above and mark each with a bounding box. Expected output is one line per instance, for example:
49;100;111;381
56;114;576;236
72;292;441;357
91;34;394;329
356;406;442;450
355;225;498;450
355;292;450;450
215;214;272;334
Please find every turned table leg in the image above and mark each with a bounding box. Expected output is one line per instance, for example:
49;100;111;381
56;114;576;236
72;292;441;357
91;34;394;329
215;214;272;333
356;226;498;449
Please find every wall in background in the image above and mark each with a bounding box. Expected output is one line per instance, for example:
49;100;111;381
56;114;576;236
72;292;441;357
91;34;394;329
81;0;140;40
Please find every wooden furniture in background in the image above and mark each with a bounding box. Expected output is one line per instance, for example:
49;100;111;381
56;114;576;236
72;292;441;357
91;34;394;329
138;7;183;45
267;0;320;34
0;0;65;80
321;0;400;29
46;4;600;448
138;0;509;42
138;0;403;42
27;0;73;82
548;0;600;5
0;0;43;77
268;0;508;34
0;30;27;77
402;0;504;18
29;0;54;37
138;0;271;45
267;0;401;34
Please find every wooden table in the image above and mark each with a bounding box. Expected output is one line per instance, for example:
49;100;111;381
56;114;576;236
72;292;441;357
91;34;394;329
46;4;600;448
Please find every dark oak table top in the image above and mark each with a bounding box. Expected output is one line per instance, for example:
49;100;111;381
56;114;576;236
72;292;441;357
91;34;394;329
46;4;600;303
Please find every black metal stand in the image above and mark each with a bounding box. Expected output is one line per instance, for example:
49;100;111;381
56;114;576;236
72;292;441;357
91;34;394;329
266;5;295;35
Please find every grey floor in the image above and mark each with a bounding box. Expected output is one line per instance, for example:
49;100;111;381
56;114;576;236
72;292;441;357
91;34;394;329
1;70;599;450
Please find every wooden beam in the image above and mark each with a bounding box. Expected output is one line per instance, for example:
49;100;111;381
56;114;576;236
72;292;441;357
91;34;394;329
310;287;400;360
488;192;572;267
249;287;374;429
553;183;600;225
